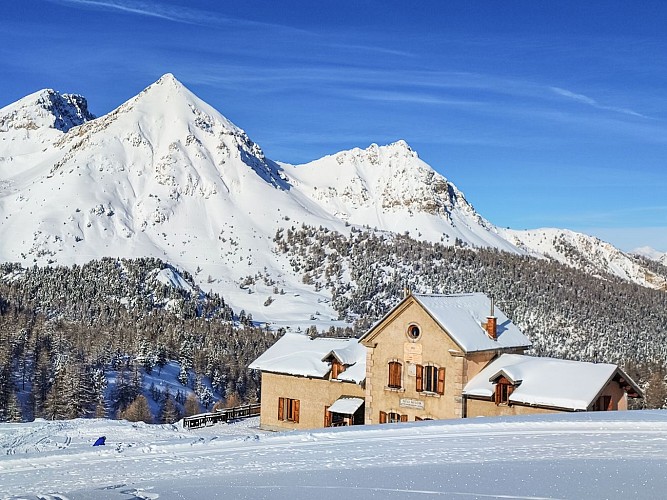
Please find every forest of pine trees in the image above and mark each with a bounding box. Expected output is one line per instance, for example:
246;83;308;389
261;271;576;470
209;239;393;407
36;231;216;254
0;257;276;422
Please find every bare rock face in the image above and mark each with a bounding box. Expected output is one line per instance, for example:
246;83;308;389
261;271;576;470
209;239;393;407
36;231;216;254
0;89;94;133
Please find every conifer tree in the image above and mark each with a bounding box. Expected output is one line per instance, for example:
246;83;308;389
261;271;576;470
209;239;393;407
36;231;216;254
159;390;181;424
121;394;153;423
184;393;201;417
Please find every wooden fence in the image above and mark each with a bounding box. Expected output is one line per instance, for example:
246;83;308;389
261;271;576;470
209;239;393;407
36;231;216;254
183;403;261;429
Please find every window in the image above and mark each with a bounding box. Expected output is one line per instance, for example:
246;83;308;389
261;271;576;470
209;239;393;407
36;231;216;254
494;377;513;405
379;411;408;424
594;395;612;411
407;324;421;339
278;397;300;423
388;361;402;389
331;360;345;379
416;364;445;394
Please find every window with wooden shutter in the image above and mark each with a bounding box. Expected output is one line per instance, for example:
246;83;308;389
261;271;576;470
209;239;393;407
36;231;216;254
388;412;401;423
416;364;424;392
293;399;300;423
437;367;445;395
279;397;300;422
388;361;402;388
278;397;285;421
331;360;344;379
379;411;387;424
595;395;612;411
417;365;445;394
495;377;511;405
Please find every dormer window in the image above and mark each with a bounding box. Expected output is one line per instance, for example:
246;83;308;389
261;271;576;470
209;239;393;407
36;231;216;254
495;376;514;405
331;360;345;379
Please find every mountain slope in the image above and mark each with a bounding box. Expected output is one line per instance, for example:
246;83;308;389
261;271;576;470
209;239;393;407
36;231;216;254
0;74;664;325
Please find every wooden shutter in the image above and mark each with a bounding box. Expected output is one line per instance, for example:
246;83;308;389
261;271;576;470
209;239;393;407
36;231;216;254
389;362;402;388
293;400;300;423
494;385;501;405
379;411;387;424
416;364;424;392
324;406;331;427
400;414;408;422
278;397;285;421
604;395;612;411
437;367;445;395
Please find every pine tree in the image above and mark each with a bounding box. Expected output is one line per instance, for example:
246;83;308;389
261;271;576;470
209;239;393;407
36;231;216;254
121;394;153;423
183;393;201;417
159;390;181;424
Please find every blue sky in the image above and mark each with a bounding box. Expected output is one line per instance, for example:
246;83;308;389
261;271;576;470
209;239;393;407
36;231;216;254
2;1;666;251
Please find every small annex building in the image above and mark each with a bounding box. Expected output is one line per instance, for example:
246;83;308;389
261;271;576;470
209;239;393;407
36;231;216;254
463;354;642;416
250;291;642;430
248;333;366;431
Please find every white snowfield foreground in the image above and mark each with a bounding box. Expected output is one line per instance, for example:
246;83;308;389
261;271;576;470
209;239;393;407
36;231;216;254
1;411;666;499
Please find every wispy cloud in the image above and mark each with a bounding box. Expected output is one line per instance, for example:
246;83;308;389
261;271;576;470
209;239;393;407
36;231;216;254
550;86;647;118
343;89;483;107
326;43;414;58
47;0;307;32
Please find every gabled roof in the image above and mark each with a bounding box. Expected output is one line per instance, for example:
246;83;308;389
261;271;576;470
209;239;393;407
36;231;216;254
361;292;532;353
248;333;366;384
463;354;643;411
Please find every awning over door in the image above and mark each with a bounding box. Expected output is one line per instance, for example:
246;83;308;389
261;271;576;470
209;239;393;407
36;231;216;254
328;397;365;415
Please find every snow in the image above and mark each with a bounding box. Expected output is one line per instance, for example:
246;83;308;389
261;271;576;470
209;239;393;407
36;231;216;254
410;293;532;353
327;397;365;415
248;332;366;383
154;268;194;293
1;411;667;498
2;73;665;334
633;245;667;265
464;354;637;410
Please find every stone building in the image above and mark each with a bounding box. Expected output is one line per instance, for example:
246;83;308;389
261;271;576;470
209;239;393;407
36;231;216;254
250;292;642;430
249;333;366;431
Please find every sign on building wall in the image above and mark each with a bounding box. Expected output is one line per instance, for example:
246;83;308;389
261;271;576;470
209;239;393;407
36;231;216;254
400;398;425;410
404;342;423;364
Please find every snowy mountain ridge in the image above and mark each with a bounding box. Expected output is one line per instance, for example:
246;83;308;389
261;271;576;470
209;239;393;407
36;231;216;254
633;246;667;266
1;74;664;324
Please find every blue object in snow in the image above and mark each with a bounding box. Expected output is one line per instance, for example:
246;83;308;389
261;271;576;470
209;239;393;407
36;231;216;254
92;436;106;446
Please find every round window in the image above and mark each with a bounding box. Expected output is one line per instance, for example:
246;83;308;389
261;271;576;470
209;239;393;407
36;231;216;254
407;324;421;339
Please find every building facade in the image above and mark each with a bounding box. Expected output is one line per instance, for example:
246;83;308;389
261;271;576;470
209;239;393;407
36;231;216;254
248;334;366;431
250;292;642;430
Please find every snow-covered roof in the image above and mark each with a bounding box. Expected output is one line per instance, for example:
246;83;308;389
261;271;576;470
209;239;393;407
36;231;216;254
463;354;638;411
411;293;531;353
327;397;365;415
249;333;366;384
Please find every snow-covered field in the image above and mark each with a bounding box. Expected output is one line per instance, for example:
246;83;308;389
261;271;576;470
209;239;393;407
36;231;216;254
1;411;666;499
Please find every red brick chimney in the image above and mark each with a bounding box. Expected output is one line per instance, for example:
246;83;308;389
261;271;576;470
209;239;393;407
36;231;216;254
486;316;497;340
486;297;497;340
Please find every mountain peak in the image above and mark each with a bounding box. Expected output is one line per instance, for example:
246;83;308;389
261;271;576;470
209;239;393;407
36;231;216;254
385;139;417;156
152;73;184;89
360;140;418;161
0;88;94;133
